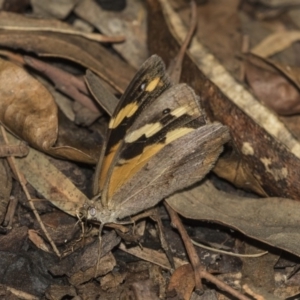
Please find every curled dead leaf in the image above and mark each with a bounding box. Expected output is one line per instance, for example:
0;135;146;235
0;58;58;150
0;58;97;163
244;53;300;116
167;264;195;300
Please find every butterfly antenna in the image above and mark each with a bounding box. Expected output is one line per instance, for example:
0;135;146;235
94;222;104;278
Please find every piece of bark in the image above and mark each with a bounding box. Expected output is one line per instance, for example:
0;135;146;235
147;0;300;200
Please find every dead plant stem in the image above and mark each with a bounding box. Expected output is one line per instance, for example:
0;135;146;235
164;201;251;300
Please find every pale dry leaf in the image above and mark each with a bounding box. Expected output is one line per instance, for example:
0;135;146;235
7;133;88;217
5;286;39;300
30;0;78;19
251;31;300;58
119;243;187;270
167;180;300;257
75;0;148;69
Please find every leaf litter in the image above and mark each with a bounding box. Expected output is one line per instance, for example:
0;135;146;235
0;0;300;299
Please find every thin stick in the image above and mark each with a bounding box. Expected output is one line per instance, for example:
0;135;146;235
164;201;251;300
164;201;204;293
1;126;60;257
3;196;18;228
191;239;268;258
168;0;198;83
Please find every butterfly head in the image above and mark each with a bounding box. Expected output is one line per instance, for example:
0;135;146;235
80;199;118;225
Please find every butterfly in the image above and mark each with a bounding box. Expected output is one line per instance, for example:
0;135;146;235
81;55;230;226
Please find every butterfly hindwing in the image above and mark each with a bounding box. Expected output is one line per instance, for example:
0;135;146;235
108;123;230;219
103;84;207;204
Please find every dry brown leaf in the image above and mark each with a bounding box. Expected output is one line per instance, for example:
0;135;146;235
167;264;195;300
0;159;12;224
167;181;300;257
50;231;120;278
85;70;119;117
28;229;51;253
100;271;126;291
214;153;268;197
0;58;97;163
0;31;135;94
70;252;116;286
45;285;77;300
129;280;160;300
244;53;300;116
0;58;58;150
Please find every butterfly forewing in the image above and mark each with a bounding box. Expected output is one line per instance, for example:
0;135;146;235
95;55;172;200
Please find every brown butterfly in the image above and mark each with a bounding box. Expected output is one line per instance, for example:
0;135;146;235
81;55;230;226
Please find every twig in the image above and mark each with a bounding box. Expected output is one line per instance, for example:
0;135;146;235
191;239;268;258
167;0;197;83
0;126;61;257
165;201;204;292
6;285;39;300
164;201;251;300
240;34;250;81
2;196;18;228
